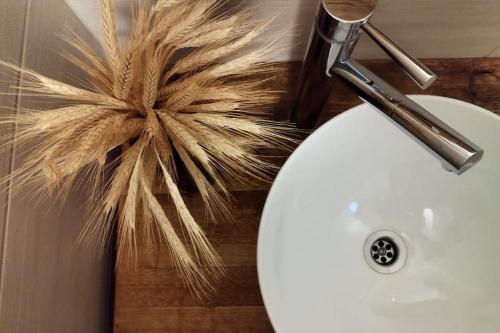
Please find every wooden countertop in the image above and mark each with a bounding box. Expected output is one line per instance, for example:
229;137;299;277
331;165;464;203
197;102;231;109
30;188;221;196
114;58;500;333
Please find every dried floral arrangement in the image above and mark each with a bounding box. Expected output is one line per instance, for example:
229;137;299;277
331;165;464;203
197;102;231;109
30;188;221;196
0;0;294;296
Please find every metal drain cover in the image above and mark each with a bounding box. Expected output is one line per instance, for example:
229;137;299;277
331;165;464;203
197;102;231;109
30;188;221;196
370;237;398;265
364;230;407;274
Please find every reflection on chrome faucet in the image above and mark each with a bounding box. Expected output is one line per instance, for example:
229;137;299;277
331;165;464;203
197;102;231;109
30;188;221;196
290;0;483;174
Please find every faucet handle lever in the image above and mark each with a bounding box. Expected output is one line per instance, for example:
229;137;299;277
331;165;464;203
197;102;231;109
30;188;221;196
362;23;437;89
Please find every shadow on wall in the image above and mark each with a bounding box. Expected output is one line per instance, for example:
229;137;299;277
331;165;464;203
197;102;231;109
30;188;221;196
65;0;500;60
0;0;114;332
65;0;320;61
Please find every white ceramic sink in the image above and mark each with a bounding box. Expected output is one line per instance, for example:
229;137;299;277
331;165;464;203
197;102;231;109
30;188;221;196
258;96;500;333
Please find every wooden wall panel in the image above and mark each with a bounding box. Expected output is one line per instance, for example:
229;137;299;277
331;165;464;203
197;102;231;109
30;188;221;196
0;0;113;332
66;0;500;60
0;0;28;280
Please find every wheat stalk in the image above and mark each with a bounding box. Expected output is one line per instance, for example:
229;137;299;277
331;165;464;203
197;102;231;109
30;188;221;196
99;0;120;72
0;0;295;296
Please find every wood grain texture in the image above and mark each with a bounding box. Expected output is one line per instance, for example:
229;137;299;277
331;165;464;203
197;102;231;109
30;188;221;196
0;0;28;284
355;0;500;59
0;0;113;332
114;58;500;333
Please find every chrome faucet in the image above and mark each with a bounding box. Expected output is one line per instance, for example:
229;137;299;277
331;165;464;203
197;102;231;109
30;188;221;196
291;0;483;174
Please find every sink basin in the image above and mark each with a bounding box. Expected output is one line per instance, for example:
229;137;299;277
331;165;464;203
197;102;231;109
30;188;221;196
257;96;500;333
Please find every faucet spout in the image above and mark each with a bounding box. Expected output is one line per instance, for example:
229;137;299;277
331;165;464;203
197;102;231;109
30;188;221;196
291;0;484;174
332;60;483;174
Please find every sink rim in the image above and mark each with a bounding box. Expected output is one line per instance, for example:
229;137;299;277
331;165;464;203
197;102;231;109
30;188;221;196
257;95;500;332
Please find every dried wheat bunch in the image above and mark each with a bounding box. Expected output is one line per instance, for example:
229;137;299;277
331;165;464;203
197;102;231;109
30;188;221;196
0;0;294;296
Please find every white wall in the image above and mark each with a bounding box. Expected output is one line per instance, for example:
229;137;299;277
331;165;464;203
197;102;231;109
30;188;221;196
65;0;500;60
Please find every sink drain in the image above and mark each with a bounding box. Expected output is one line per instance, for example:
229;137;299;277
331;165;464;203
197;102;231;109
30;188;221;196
370;237;398;265
364;230;407;274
